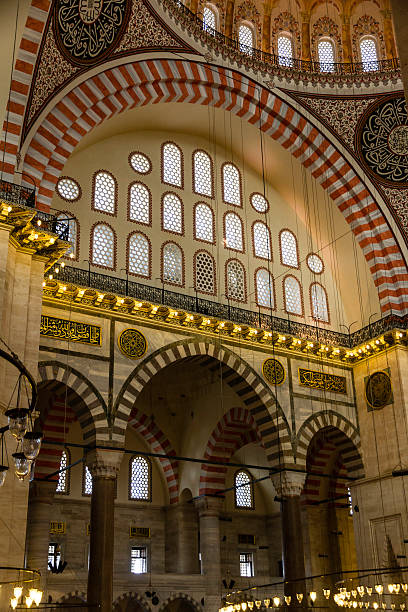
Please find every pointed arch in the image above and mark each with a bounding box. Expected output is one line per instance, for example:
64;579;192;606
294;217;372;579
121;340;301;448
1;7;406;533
158;594;202;612
113;592;152;612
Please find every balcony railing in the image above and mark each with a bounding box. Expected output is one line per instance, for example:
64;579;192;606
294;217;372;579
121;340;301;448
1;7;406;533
34;211;71;241
0;179;36;208
51;265;408;348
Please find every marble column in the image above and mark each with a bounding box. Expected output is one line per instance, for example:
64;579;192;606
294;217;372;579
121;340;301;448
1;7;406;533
301;13;311;62
195;496;223;612
25;481;57;583
272;472;306;601
166;503;199;573
341;15;352;64
87;449;123;612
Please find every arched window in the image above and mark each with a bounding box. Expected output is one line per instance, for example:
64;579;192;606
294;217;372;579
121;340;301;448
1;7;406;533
222;163;241;206
193;150;213;197
239;23;254;54
235;470;253;508
224;212;244;251
56;213;78;258
129;455;151;501
129;182;151;225
253;222;272;260
83;465;93;496
162;242;184;286
280;230;299;268
92;171;116;215
226;259;246;302
162;142;183;187
162;193;183;234
128;232;151;278
318;39;335;72
310;282;329;323
91;223;115;269
203;5;216;32
277;34;293;67
284;275;303;316
194;250;216;295
56;449;70;495
255;268;275;309
194;203;214;243
359;36;379;71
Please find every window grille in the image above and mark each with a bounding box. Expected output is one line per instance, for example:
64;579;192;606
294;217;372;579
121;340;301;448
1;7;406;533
193;150;213;197
311;282;329;322
56;450;69;494
280;230;298;267
235;470;253;508
222;163;241;206
194;203;214;243
225;212;243;251
162;242;183;285
256;269;275;309
131;547;147;574
278;35;293;67
162;193;183;234
284;276;302;315
129;183;150;225
129;456;151;500
307;253;323;274
250;193;269;213
253;222;272;260
240;552;254;577
93;171;116;214
57;214;77;257
239;24;254;54
360;37;379;71
128;233;150;278
130;152;151;174
83;465;93;496
318;39;335;72
57;177;80;201
91;223;115;269
48;543;61;570
162;143;182;187
195;251;215;294
203;6;216;31
226;260;246;301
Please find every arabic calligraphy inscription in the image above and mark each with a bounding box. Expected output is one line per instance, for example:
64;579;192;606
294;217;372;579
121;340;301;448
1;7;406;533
298;368;347;394
40;315;101;345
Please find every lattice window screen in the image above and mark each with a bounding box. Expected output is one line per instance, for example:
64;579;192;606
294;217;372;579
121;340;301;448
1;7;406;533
318;39;335;71
225;213;243;251
84;466;93;496
256;269;275;309
311;283;329;322
93;171;116;214
57;178;80;201
163;243;183;285
130;456;150;500
239;24;254;53
278;35;293;66
251;193;268;213
253;222;271;260
203;6;216;31
223;164;241;206
128;233;150;278
129;183;150;224
193;150;213;196
56;450;68;494
280;230;298;267
195;251;215;294
195;203;214;243
162;143;182;187
235;470;253;507
284;276;302;315
226;260;246;301
91;224;114;268
162;193;183;234
360;37;379;70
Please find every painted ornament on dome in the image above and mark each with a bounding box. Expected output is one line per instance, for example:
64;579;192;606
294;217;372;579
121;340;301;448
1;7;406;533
54;0;130;65
358;96;408;186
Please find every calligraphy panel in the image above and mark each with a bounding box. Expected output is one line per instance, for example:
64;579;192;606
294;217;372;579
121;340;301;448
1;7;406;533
40;315;101;345
298;368;347;394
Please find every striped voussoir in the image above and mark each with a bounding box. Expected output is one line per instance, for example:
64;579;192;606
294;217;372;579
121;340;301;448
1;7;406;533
158;594;202;612
296;411;364;481
12;58;407;314
38;361;109;444
113;339;293;468
128;408;179;504
199;405;261;496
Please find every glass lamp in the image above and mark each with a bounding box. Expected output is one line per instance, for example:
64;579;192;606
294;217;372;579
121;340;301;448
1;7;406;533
22;432;43;460
0;465;8;487
10;598;18;610
5;408;29;440
12;452;30;480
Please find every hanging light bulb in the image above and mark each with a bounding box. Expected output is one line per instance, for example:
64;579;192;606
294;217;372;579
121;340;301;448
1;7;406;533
375;586;383;595
10;598;18;610
391;605;396;610
5;408;29;440
242;603;247;611
367;589;373;596
248;602;254;610
352;591;358;598
22;432;43;460
346;593;352;600
264;599;270;608
310;592;317;603
358;587;365;597
324;590;331;599
12;452;30;479
296;594;304;603
359;602;364;608
284;596;291;605
14;586;23;600
29;589;37;601
0;465;8;487
255;601;262;609
365;603;370;609
273;597;280;607
25;596;33;608
353;601;358;608
400;605;405;611
382;604;386;610
388;585;394;594
394;585;400;594
373;603;379;610
402;585;408;594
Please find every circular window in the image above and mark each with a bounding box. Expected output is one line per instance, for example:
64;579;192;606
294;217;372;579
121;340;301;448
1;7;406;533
250;193;269;213
56;177;81;202
129;152;152;175
307;253;324;274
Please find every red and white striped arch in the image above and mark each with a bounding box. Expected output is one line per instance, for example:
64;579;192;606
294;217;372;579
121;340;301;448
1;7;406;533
199;406;262;496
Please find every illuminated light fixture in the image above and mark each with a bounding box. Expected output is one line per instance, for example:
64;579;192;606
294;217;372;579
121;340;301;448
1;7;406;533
402;584;408;594
55;267;59;274
25;596;33;608
22;431;43;460
375;586;383;595
357;587;365;596
61;262;65;268
400;605;406;611
284;596;291;605
352;591;357;598
7;206;12;212
323;589;331;599
273;597;280;607
353;602;358;608
42;281;45;288
0;465;8;487
10;598;18;610
310;592;317;602
364;604;370;609
296;594;303;603
391;605;396;611
48;274;53;280
69;252;74;258
13;586;23;600
255;602;261;609
12;452;30;480
242;604;247;611
372;604;379;610
367;588;373;596
388;584;394;593
381;604;386;610
34;234;38;240
346;593;351;600
358;603;363;609
50;237;55;244
37;220;41;226
5;408;29;440
248;602;254;610
264;599;270;608
394;584;400;594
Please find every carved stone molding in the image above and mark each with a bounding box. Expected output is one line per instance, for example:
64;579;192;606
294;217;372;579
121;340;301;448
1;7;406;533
271;471;306;498
86;448;124;479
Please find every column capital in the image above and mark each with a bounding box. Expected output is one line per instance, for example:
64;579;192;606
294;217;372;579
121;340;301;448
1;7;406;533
86;448;123;478
271;471;306;498
195;495;224;517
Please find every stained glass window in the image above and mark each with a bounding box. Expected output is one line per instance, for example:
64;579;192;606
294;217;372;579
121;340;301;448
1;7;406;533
280;230;298;267
193;150;213;197
56;450;70;495
162;242;183;285
226;259;246;301
225;212;243;251
129;183;151;225
57;214;77;258
203;5;216;31
239;23;254;54
250;193;269;213
235;470;253;508
131;547;147;574
162;193;183;234
256;269;275;309
130;152;151;174
311;282;329;322
128;233;150;278
194;203;214;243
318;39;335;72
253;222;272;260
360;37;379;71
240;552;254;577
162;142;182;187
307;253;323;274
91;223;115;269
83;465;93;496
284;276;302;315
278;34;293;67
93;171;116;214
195;251;215;294
222;163;241;206
129;456;151;501
57;177;80;201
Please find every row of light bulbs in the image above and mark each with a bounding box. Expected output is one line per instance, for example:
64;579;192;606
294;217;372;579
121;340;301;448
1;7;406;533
10;586;42;608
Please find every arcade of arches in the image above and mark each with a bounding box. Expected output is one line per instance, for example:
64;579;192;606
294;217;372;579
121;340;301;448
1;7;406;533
0;0;408;610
